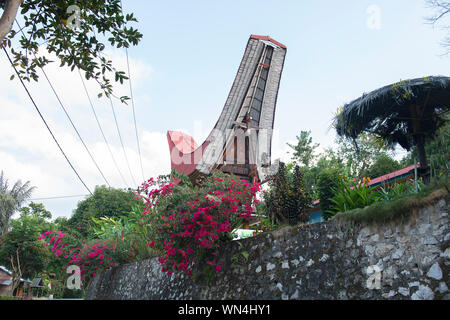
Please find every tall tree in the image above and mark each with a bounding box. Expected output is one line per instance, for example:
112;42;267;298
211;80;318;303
68;185;141;238
317;168;342;220
335;133;394;180
362;153;402;179
264;162;312;225
0;0;142;101
0;203;52;294
0;171;35;235
287;131;319;167
299;148;345;199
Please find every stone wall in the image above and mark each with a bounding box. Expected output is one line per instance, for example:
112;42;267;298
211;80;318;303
86;197;449;300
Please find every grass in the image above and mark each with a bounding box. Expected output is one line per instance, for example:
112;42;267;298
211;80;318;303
0;296;19;300
333;177;449;226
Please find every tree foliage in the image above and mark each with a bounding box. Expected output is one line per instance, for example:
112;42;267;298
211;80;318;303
67;185;142;238
287;130;319;167
0;171;35;236
264;162;312;225
0;202;52;280
317;168;342;220
1;0;143;102
362;153;402;180
335;133;395;179
288;132;395;199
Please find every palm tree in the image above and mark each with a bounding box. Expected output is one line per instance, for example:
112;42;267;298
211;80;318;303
0;171;35;235
333;76;450;183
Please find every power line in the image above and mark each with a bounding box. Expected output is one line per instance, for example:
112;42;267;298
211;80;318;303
28;186;140;202
78;69;130;189
40;65;112;188
3;47;93;196
15;14;141;190
28;194;89;201
120;0;146;182
15;20;112;188
125;47;145;183
109;96;137;187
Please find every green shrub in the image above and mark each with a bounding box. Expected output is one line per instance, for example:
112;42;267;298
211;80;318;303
376;179;424;201
330;176;445;220
140;170;263;278
91;203;157;264
264;163;312;225
333;186;448;225
317;169;342;219
328;177;379;215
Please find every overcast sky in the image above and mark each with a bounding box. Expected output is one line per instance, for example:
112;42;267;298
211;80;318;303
1;0;449;219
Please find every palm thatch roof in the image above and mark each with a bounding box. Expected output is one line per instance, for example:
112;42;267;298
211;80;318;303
334;76;450;151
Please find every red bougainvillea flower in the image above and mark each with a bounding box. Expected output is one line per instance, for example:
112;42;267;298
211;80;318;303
139;172;262;277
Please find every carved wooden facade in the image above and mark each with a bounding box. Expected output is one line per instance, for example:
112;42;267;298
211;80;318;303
167;35;287;184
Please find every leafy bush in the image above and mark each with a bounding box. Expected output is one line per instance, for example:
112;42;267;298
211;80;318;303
362;153;402;179
328;177;378;215
91;203;157;263
264;163;312;225
333;184;448;225
317;169;342;219
140;171;262;278
376;179;424;201
329;176;427;216
40;170;264;281
38;230;118;284
68;186;142;238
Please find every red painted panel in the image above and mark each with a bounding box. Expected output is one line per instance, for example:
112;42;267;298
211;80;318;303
167;131;210;176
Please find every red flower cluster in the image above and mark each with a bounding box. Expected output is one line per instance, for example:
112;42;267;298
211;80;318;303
140;173;261;277
39;231;117;280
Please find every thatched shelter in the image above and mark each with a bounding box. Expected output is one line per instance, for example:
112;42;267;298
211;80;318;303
334;76;450;181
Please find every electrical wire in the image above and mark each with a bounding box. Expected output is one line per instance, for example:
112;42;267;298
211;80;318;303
125;47;146;183
120;0;146;182
109;96;137;187
15;20;112;188
3;47;93;196
28;194;89;201
78;69;130;189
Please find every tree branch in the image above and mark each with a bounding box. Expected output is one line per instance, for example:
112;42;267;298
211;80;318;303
0;0;23;44
426;0;450;25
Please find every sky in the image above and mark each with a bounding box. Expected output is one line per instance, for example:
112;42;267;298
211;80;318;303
1;0;449;219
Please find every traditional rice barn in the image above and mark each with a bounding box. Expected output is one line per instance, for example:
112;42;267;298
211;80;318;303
167;35;287;185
